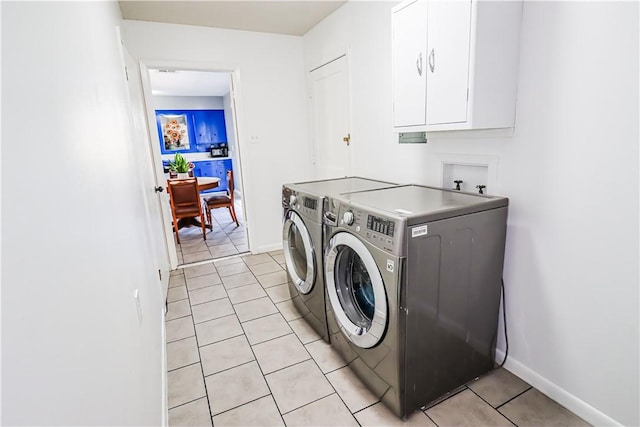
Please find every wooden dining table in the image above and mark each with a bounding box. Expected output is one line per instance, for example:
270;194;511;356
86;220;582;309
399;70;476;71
167;176;221;230
166;176;221;191
193;176;221;192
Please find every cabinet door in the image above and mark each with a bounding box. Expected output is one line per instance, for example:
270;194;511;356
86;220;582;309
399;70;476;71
426;0;472;126
190;160;213;178
392;0;428;127
192;110;227;145
211;160;226;193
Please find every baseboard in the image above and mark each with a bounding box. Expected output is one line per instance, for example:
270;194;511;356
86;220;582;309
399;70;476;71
253;242;283;254
495;349;621;426
161;310;168;426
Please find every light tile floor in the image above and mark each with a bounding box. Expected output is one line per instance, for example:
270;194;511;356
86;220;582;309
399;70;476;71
175;199;248;266
166;252;591;427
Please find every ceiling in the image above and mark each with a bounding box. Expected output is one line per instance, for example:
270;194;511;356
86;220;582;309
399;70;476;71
119;1;347;36
125;1;347;96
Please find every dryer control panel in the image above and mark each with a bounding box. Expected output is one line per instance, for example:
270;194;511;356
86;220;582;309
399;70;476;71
282;186;322;223
325;198;401;255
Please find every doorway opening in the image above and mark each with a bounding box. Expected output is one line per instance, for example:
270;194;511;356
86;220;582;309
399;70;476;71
142;67;249;267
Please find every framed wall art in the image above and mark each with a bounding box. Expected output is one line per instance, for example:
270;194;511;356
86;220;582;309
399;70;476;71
158;113;191;152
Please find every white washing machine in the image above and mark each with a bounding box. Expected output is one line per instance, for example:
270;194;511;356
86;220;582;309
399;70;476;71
323;185;508;417
281;177;397;342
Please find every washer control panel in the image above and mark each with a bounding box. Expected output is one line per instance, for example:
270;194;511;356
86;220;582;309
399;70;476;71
326;198;399;254
342;210;355;225
367;215;395;237
282;186;322;222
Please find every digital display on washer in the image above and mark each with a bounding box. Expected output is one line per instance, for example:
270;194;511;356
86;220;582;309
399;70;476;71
367;215;395;237
303;197;317;210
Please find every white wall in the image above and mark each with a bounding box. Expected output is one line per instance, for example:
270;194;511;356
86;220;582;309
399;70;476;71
122;20;312;252
304;1;639;426
2;2;165;425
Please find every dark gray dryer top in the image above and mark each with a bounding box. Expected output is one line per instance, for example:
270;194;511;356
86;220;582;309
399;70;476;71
339;185;509;225
292;177;397;197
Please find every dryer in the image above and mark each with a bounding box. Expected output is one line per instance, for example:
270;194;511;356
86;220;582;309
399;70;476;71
323;185;508;418
281;177;397;342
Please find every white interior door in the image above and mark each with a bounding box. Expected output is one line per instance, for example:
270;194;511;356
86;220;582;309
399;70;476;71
139;63;180;270
121;43;171;297
310;56;351;179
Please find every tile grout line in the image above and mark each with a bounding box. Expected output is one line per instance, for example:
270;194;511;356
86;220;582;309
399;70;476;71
167;360;201;374
188;294;228;307
273;317;354;418
191;301;236;325
218;257;278;413
167;395;210;413
218;282;321;420
178;222;248;268
250;341;312;377
241;320;294;347
495;385;533;413
195;312;245;348
168;252;290;424
210;391;272;421
165;312;193;322
227;315;283;425
166;333;196;345
228;290;270;305
185;262;215;423
466;383;523;427
203;358;256;380
424;409;440;426
277;330;359;423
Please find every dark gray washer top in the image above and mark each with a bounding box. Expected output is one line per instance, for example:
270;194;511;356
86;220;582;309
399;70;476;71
291;177;397;197
339;185;509;225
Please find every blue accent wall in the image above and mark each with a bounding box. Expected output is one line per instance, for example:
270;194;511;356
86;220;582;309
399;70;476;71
156;109;227;155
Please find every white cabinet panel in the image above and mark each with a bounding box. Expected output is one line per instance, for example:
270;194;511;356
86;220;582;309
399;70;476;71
392;0;523;132
392;0;428;127
425;0;472;126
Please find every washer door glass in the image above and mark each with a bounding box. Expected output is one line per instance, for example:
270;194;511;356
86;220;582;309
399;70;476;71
282;211;315;294
325;232;388;348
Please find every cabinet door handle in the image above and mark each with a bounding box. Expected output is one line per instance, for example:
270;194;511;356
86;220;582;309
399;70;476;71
428;48;435;73
416;52;423;76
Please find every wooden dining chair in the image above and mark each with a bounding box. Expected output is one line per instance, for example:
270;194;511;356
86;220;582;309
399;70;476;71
203;170;240;228
167;178;207;244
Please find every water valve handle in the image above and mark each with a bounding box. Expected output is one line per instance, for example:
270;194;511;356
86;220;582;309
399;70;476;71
454;180;463;191
476;185;486;195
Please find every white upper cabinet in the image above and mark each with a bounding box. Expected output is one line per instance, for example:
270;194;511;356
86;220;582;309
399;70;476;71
392;0;428;127
425;0;471;126
392;0;523;132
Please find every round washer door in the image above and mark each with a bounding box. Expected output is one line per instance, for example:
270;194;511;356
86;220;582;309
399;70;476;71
325;232;388;349
282;210;316;294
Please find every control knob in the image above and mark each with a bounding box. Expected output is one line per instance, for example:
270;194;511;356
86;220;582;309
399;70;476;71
342;210;355;225
289;194;297;206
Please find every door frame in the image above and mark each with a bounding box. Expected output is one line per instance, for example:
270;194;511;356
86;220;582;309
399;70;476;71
137;59;249;269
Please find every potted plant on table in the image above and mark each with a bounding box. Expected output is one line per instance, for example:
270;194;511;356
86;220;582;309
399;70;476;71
169;153;193;179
